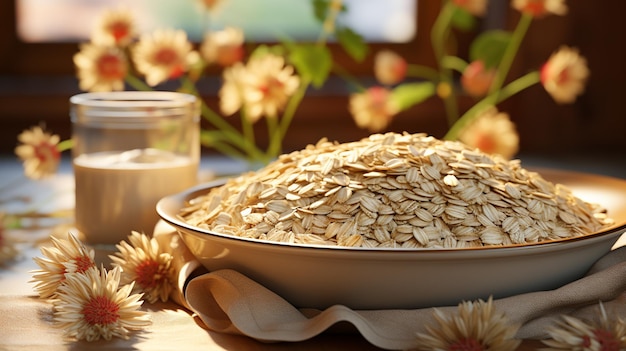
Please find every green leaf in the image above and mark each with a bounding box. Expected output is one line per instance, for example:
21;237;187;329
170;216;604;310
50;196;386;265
469;30;512;68
288;45;332;88
450;7;477;31
390;82;436;111
336;27;368;62
312;0;330;23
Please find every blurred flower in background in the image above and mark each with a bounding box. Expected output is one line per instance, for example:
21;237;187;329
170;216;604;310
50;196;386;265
15;0;590;177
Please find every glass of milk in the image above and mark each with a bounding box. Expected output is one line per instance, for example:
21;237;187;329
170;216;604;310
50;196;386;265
70;91;200;245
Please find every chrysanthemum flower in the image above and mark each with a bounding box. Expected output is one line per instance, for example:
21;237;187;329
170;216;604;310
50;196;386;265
542;302;626;351
0;214;19;265
15;126;62;180
220;54;300;122
132;29;198;86
73;43;128;92
109;231;175;304
200;26;245;67
512;0;568;18
415;296;521;351
30;232;96;299
540;46;590;104
374;50;408;86
461;60;496;98
458;107;519;159
52;266;151;341
349;86;399;132
453;0;488;16
91;8;135;47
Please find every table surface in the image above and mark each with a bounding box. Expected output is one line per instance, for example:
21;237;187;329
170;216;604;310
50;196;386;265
1;153;624;350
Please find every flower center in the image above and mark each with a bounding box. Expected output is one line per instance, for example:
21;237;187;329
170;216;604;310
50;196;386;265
82;295;120;326
155;48;179;66
34;142;60;163
135;259;165;289
74;255;95;273
524;0;547;17
476;133;496;154
97;54;125;80
592;329;620;351
108;22;130;43
449;337;484;351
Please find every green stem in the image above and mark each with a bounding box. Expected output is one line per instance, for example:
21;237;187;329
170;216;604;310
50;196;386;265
489;12;533;96
125;74;153;91
269;76;310;159
265;115;280;161
57;139;73;152
444;70;540;140
430;1;459;127
406;64;441;82
441;56;468;74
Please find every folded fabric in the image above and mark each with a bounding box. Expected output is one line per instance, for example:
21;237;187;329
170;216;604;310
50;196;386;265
154;225;626;350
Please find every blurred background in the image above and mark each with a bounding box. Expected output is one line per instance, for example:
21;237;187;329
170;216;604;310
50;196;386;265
0;0;624;177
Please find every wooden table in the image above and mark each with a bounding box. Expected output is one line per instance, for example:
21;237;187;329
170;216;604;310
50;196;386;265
1;154;622;350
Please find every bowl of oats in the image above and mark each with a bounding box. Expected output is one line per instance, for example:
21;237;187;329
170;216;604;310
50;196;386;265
157;133;626;309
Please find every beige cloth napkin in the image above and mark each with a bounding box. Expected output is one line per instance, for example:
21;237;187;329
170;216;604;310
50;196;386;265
154;224;626;351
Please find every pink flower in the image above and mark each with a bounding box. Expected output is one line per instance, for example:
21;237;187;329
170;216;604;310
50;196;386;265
374;50;408;86
349;86;399;132
512;0;568;18
540;46;589;104
461;60;496;97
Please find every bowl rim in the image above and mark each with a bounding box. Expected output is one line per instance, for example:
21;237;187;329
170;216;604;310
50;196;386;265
156;169;626;254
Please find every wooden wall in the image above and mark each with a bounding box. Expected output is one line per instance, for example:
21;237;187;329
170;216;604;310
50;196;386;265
1;1;624;158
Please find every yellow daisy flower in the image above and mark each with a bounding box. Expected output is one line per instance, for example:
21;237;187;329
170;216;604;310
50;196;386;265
415;296;521;351
512;0;568;18
541;46;590;104
542;302;626;350
91;8;135;47
200;26;245;67
109;231;175;304
132;29;198;86
30;232;95;299
458;107;520;159
349;86;399;132
52;266;151;341
73;43;128;92
15;126;62;180
219;54;300;123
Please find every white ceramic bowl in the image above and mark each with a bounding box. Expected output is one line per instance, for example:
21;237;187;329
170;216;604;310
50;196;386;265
157;168;626;309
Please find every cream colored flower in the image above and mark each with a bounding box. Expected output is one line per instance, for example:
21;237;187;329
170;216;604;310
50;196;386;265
541;46;589;104
52;266;151;341
201;27;245;67
415;297;521;351
73;43;128;92
132;29;198;86
109;231;175;304
91;8;135;47
349;86;399;132
0;214;19;265
374;50;408;86
15;126;62;180
461;60;496;98
542;302;626;350
453;0;488;16
30;232;96;299
512;0;567;18
220;54;300;122
458;107;519;159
